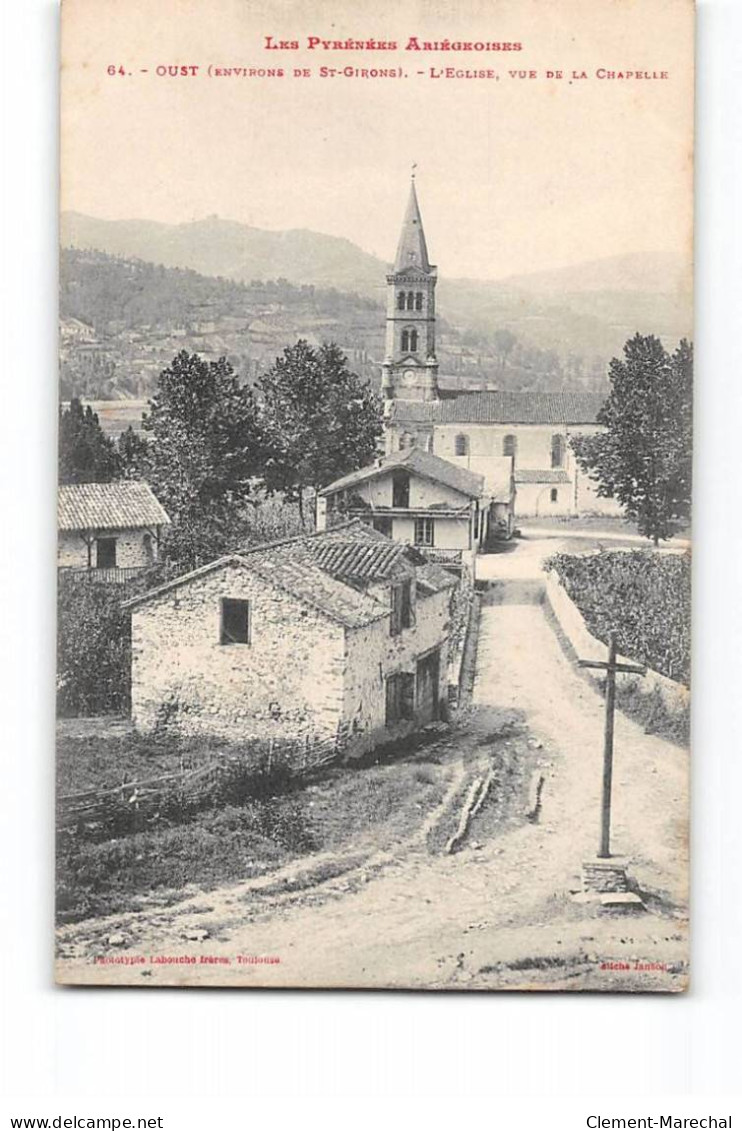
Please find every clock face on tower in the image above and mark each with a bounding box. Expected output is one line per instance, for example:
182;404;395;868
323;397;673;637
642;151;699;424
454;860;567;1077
403;369;416;383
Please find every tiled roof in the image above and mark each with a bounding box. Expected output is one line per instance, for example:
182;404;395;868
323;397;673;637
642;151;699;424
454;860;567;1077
414;561;459;594
124;518;455;624
319;447;484;499
58;481;170;531
237;549;388;629
390;391;606;426
514;469;572;484
310;541;409;582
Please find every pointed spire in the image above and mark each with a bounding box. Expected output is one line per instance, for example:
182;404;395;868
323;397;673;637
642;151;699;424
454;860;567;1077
394;171;432;274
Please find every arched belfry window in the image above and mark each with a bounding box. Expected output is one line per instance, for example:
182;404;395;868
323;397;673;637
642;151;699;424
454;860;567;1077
503;434;517;460
415;292;423;311
406;291;415;311
397;292;406;311
401;329;409;352
409;329;418;352
454;434;469;456
551;434;565;468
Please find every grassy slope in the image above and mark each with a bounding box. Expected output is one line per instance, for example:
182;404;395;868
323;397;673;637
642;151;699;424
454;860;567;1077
56;735;450;925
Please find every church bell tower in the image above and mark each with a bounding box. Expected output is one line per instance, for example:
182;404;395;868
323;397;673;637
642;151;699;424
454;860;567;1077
381;172;439;403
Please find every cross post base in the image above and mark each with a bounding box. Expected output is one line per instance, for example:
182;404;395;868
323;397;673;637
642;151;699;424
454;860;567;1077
581;856;631;894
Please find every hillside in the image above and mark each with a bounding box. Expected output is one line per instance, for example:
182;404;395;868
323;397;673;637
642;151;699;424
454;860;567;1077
61;211;692;364
59;249;385;400
61;250;619;404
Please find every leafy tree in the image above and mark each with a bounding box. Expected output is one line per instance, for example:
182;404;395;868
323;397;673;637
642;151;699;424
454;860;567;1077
58;398;121;484
143;351;264;568
258;340;383;523
571;334;693;544
117;426;150;480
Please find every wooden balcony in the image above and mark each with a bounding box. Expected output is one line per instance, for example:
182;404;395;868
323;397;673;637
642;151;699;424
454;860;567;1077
58;565;147;585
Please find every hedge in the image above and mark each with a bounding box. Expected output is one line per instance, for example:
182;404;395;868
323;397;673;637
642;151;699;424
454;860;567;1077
546;550;691;685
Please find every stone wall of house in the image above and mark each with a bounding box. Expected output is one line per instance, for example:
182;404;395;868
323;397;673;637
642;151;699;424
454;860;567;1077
58;531;90;568
341;586;452;756
58;527;157;569
130;563;347;740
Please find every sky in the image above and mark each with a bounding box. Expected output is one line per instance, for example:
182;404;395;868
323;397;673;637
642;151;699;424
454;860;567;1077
60;0;694;280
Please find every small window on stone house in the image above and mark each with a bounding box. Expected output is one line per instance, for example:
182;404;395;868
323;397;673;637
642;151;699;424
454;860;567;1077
550;488;559;503
503;434;517;460
95;537;117;569
385;671;415;724
551;434;566;468
220;597;251;645
454;434;469;456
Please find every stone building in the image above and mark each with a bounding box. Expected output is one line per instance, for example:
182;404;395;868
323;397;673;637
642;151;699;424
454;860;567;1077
57;481;170;581
386;390;619;517
316;446;515;568
380;177;620;518
124;521;456;755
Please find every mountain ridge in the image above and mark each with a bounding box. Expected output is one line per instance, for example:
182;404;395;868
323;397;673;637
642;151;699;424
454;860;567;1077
60;211;693;364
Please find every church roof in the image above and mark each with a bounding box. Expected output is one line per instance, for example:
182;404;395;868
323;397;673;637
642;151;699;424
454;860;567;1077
393;178;434;275
389;390;606;426
319;447;485;500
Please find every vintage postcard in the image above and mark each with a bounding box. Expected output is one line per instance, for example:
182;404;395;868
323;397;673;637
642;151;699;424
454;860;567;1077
56;0;693;990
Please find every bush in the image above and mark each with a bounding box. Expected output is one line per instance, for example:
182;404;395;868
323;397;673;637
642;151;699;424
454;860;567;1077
57;575;131;716
546;549;691;684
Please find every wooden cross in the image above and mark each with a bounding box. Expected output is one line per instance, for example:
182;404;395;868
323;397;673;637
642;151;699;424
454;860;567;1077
578;633;646;858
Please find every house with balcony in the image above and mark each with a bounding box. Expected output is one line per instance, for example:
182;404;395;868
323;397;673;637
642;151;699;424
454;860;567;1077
58;481;170;583
123;520;456;755
315;447;509;570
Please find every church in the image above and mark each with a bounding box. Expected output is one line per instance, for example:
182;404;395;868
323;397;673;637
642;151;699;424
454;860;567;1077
380;175;620;518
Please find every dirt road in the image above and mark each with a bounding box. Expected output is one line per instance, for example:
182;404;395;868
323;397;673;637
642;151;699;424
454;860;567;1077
57;563;689;992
